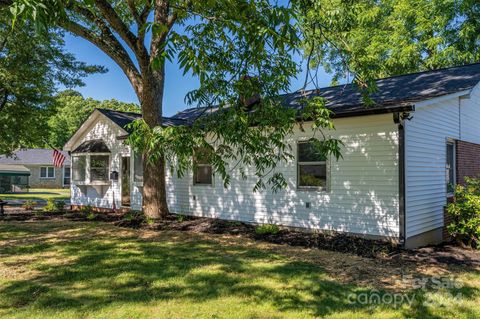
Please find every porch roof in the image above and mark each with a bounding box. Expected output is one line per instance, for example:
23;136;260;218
0;164;31;176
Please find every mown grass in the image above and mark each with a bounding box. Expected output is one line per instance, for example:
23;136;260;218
0;188;70;201
0;221;479;319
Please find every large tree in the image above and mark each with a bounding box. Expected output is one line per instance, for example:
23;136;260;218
7;0;342;219
0;13;101;155
298;0;480;86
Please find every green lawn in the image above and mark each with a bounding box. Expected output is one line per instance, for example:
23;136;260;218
0;188;70;201
0;221;479;319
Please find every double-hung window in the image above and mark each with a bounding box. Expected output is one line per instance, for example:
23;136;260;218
72;155;86;182
90;155;109;182
446;141;456;194
297;140;328;190
193;148;213;186
134;153;143;183
40;166;55;179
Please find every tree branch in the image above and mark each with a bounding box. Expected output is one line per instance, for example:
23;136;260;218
60;18;143;98
93;0;149;66
0;88;8;112
126;0;142;25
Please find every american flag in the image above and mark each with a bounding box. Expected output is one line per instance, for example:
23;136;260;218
53;149;66;168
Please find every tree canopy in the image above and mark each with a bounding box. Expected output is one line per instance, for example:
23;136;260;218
299;0;480;87
6;0;344;218
8;0;479;218
48;90;139;148
0;12;103;155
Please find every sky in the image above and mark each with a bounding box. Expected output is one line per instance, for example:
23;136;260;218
63;33;335;117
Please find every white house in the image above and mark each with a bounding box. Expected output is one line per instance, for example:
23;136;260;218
64;63;480;248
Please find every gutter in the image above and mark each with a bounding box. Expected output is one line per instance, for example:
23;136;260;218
393;109;414;246
332;104;415;119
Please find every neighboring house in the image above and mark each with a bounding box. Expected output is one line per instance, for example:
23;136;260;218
64;63;480;248
0;149;71;189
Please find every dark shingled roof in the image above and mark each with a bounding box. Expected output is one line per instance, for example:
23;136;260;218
97;108;186;131
174;62;480;121
72;139;110;154
0;149;71;166
281;62;480;117
100;63;480;128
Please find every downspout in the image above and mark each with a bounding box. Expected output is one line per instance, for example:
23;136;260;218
394;111;412;246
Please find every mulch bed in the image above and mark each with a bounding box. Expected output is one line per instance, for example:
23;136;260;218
1;208;479;266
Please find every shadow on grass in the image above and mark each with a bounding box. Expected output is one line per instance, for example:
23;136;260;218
0;222;479;318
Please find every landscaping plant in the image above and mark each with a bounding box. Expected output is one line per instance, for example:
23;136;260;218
22;200;36;211
447;177;480;248
43;199;65;212
255;224;281;235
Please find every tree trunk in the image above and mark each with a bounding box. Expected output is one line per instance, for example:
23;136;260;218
143;155;169;219
140;65;169;219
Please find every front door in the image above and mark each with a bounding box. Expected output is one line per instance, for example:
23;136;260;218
121;157;130;207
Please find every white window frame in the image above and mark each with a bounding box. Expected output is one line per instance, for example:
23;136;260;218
192;148;213;186
193;163;214;186
90;154;110;182
63;166;71;187
133;151;144;186
40;166;55;179
71;153;110;185
297;140;328;191
72;155;87;182
446;139;456;196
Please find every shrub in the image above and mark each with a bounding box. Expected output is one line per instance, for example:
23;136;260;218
22;200;37;211
176;214;187;222
43;199;66;212
79;205;93;214
121;210;149;227
122;210;145;222
86;212;97;220
55;200;66;211
255;224;280;235
447;177;480;248
145;216;155;225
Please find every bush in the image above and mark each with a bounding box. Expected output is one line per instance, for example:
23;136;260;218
86;211;97;220
43;199;65;212
79;205;93;214
255;224;280;235
122;210;145;222
55;200;66;211
176;214;187;222
447;177;480;248
22;200;37;210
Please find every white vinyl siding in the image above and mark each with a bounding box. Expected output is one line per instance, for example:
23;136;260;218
69;115;130;209
405;83;480;238
68;112;400;238
166;114;400;237
460;83;480;142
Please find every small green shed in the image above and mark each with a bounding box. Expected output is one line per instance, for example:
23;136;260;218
0;164;30;192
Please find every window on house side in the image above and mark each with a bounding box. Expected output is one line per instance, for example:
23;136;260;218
40;166;55;179
297;140;327;189
72;156;86;182
90;155;109;181
134;153;143;183
446;141;456;194
193;148;213;186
